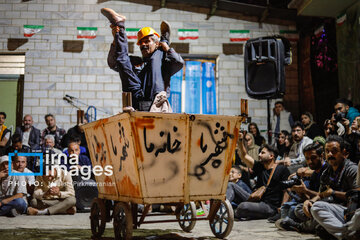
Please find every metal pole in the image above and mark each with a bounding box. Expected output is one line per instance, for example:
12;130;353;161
267;98;272;144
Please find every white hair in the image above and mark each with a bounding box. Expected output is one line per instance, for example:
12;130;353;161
44;134;55;143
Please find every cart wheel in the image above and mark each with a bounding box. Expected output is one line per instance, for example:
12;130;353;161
90;198;106;238
113;202;133;240
176;202;196;232
209;200;234;239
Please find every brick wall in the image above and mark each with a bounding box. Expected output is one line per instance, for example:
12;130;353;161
0;0;298;135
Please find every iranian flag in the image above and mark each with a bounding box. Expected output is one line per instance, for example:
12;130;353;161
229;30;250;42
279;30;299;42
336;13;346;26
77;27;97;39
23;25;44;37
126;28;140;40
314;25;324;38
178;29;199;40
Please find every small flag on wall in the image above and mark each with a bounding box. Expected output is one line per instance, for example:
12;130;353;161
229;30;250;42
77;27;97;39
126;28;140;40
279;30;299;42
178;29;199;40
23;25;44;37
336;13;346;26
314;25;324;38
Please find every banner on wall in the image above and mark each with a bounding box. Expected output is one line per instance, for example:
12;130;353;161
23;25;44;37
126;28;140;40
178;29;199;40
229;30;250;42
77;27;97;39
279;30;299;42
202;62;217;115
169;68;183;113
185;61;201;114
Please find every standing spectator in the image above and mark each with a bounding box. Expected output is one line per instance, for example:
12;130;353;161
235;133;290;220
248;122;265;147
15;114;40;151
301;112;324;140
0;156;27;217
271;101;294;140
0;112;11;156
334;98;360;126
279;122;313;174
40;114;66;149
305;135;358;239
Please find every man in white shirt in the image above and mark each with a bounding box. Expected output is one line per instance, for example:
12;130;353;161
0;156;28;217
13;155;35;199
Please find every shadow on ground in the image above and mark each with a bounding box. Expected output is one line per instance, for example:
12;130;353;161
0;228;216;240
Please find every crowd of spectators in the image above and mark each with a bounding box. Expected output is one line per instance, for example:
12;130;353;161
1;97;360;240
0;112;93;217
229;98;360;240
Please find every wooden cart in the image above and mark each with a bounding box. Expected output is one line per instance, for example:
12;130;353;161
82;112;243;239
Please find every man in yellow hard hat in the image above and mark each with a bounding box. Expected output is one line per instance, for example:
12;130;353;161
101;8;184;111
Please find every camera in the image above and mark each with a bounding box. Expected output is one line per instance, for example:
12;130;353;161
281;175;302;189
334;112;346;122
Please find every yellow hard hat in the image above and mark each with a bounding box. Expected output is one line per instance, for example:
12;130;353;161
137;27;160;45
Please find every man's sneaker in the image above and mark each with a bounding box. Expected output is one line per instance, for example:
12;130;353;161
275;218;285;230
160;21;171;43
101;8;126;25
8;208;19;217
27;207;39;215
280;217;301;231
267;212;281;223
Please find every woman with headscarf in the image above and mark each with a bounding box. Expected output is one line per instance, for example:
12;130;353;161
248;122;265;147
301;112;324;140
244;132;260;161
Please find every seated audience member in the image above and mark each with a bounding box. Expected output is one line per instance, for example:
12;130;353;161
226;165;252;206
313;136;326;147
27;164;76;215
245;133;260;161
324;119;337;138
0;156;27;217
6;133;28;154
43;134;63;155
248;122;266;147
0;112;11;156
61;119;88;151
278;122;313;174
333;98;360;127
301;112;325;140
15;114;40;151
235;132;290;220
276;143;328;233
302;135;358;240
344;116;360;164
276;130;290;159
13;155;35;200
62;137;87;157
40;114;66;149
60;141;92;172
